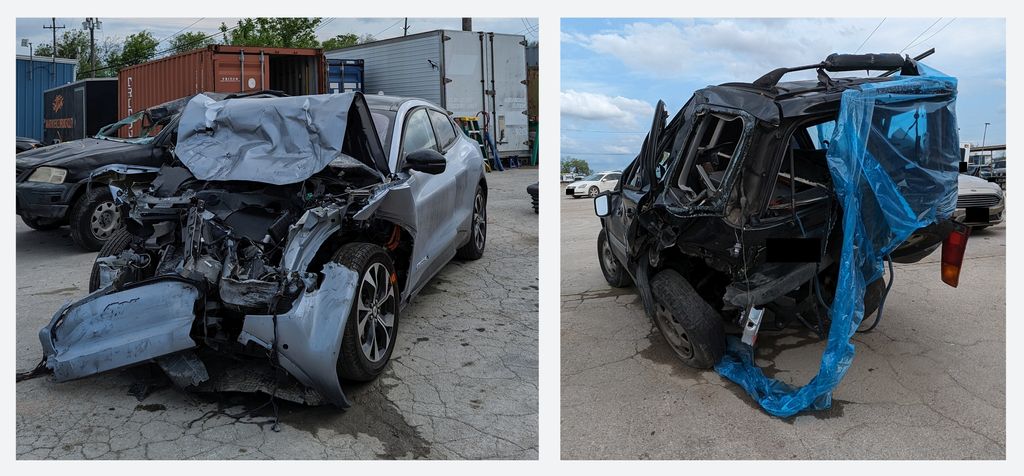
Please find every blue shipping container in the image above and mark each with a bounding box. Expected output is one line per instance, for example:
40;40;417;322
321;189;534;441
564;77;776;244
327;59;364;94
16;55;77;141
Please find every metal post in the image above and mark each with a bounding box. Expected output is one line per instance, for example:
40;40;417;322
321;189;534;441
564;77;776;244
982;122;991;147
403;18;409;36
44;18;65;85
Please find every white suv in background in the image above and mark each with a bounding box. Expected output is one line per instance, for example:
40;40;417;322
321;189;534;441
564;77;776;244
565;171;622;198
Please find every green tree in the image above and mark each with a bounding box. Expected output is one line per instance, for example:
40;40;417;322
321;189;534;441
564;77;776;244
321;33;358;51
33;29;109;79
170;31;215;54
221;18;323;48
561;157;591;175
105;30;159;72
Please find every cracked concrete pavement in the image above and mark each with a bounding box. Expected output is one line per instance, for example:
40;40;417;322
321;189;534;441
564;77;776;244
16;168;538;460
560;192;1005;459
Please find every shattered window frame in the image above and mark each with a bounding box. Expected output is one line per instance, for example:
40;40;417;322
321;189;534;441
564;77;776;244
661;105;758;217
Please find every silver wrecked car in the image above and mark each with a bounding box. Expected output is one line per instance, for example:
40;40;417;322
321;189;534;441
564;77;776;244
35;92;488;408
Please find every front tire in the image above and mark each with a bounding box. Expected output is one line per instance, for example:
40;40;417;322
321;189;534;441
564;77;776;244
588;186;600;198
70;187;122;252
597;229;631;288
334;243;400;382
88;229;137;292
456;186;487;260
649;269;725;369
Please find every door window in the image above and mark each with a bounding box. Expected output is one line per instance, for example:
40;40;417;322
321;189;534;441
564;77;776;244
427;109;458;151
401;108;438;159
676;113;745;205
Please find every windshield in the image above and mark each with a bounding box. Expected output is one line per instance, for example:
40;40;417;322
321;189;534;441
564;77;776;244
95;110;173;144
994;160;1006;168
582;173;603;181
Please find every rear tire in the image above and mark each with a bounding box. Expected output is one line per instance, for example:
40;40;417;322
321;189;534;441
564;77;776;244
334;243;400;382
21;216;62;231
649;269;725;369
456;186;486;260
597;229;631;288
70;187;122;252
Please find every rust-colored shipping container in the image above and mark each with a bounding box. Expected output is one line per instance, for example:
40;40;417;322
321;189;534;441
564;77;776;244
117;45;326;136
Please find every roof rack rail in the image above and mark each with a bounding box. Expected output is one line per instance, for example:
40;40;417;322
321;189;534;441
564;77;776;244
751;49;934;89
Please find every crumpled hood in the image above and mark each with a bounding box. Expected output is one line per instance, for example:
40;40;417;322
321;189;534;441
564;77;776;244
175;92;389;185
16;138;146;174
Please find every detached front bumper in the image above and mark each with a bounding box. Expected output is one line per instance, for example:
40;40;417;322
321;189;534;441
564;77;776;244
16;181;78;220
39;278;201;381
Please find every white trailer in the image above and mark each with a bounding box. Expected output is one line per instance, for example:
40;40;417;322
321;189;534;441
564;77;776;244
326;30;530;158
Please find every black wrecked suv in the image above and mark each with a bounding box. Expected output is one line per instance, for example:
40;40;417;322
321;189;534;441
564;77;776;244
14;93;242;251
593;53;968;369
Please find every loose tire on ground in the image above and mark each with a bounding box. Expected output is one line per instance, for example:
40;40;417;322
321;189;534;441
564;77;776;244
88;229;136;293
333;243;401;382
649;269;726;369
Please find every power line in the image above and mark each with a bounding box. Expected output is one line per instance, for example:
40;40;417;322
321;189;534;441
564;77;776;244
906;18;957;52
375;19;404;37
854;18;885;54
78;22;244;76
900;18;943;53
156;17;205;45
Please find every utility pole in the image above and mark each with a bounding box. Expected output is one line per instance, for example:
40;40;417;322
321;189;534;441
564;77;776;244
403;18;409;36
43;18;65;85
82;18;102;78
982;122;991;147
462;18;472;32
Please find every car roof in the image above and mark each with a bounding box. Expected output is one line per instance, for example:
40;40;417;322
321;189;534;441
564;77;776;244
364;94;442;112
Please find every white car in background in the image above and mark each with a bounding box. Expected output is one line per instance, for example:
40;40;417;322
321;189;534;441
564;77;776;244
565;171;622;198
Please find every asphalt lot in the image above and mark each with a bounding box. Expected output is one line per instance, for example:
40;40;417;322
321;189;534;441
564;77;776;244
16;167;538;460
560;191;1005;459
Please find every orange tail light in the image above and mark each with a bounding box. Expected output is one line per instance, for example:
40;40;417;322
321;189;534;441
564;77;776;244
940;223;971;287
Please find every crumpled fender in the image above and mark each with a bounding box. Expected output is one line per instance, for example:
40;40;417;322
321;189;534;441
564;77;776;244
237;262;360;408
38;279;200;381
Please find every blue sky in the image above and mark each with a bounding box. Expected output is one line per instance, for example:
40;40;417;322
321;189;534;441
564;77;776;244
561;18;1006;173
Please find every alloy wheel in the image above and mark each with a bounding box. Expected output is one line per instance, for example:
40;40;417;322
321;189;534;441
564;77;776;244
355;262;397;363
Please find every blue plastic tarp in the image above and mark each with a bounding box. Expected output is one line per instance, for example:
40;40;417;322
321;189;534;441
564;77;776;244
716;64;960;417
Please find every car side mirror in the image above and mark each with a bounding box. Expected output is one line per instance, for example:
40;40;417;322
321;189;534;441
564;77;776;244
404;148;446;175
594;193;611;217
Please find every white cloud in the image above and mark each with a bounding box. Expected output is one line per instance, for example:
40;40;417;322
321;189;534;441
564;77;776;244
560;89;653;126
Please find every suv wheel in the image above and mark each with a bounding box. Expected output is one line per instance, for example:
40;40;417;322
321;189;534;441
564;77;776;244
597;229;631;287
334;243;400;382
70;187;122;251
649;269;725;368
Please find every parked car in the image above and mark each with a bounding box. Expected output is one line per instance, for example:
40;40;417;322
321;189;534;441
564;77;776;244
593;53;966;369
989;159;1006;188
527;182;539;213
955;173;1004;228
561;172;585;182
36;92;487;408
16;136;41;153
566;171;621;198
15;93;231;250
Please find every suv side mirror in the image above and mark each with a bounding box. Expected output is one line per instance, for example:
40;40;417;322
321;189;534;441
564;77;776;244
594;193;611;217
404;148;446;175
